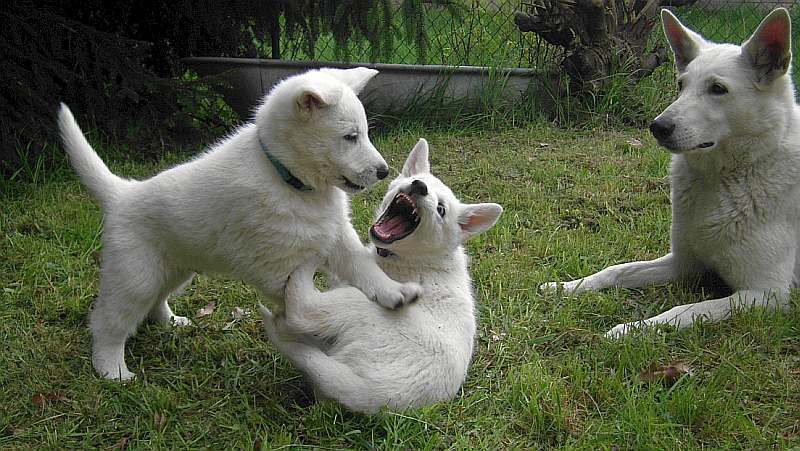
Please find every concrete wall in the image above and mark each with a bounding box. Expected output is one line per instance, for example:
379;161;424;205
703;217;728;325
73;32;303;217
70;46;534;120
183;58;543;119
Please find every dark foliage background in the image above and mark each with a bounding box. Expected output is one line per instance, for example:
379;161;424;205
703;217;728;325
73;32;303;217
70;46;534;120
1;0;448;178
1;0;259;176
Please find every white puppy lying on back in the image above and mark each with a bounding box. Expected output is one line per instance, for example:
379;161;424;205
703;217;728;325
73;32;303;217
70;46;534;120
260;139;502;414
57;68;420;380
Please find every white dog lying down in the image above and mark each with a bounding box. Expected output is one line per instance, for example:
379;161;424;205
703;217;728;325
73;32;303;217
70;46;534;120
260;139;502;414
543;8;799;338
58;68;420;380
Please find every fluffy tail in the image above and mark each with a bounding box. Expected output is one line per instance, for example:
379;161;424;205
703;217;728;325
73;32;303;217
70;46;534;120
57;103;128;206
258;304;380;414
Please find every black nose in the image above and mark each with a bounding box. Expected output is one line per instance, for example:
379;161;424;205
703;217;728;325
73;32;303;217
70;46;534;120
650;118;676;141
376;165;389;180
409;179;428;196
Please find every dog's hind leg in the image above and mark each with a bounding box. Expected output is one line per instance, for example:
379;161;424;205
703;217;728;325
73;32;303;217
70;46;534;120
258;305;381;414
89;246;181;380
541;253;692;295
281;262;361;338
148;272;195;327
606;288;790;338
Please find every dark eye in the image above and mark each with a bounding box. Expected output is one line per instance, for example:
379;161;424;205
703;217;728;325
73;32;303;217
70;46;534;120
437;202;446;217
677;80;683;92
709;83;728;95
343;133;358;142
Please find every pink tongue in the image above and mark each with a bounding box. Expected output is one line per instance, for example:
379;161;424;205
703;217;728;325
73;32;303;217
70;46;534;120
375;215;408;237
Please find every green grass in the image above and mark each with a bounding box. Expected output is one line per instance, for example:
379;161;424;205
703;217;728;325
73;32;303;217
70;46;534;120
3;123;799;448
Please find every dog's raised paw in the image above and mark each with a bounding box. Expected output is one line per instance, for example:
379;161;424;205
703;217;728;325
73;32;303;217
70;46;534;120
539;282;561;292
399;282;421;305
372;281;421;309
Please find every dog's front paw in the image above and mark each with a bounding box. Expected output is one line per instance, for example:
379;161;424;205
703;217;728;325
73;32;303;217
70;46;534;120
604;321;639;339
539;281;561;292
539;280;581;295
372;281;421;309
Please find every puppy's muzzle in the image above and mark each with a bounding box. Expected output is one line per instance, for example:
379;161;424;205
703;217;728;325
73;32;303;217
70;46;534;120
404;179;428;197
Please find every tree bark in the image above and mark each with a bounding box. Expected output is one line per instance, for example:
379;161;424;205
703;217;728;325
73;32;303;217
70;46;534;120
514;0;696;92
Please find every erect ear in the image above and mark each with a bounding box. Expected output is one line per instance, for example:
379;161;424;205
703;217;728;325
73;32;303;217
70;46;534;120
320;67;379;95
661;9;706;72
401;138;430;177
295;84;341;120
458;203;502;241
741;8;792;85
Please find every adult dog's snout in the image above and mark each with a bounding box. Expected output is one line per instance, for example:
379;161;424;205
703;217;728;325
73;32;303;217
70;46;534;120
650;118;676;141
407;179;428;197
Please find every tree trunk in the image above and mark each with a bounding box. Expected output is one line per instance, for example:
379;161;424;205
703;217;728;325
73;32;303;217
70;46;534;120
514;0;696;92
269;17;281;59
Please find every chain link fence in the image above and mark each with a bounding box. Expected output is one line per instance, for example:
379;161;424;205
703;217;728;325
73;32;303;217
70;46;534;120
274;1;799;77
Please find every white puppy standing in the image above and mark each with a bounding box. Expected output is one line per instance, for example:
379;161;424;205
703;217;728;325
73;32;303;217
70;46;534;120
260;139;502;414
543;8;800;338
58;68;420;380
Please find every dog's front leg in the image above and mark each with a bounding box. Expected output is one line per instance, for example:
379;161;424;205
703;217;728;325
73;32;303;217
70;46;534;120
327;226;420;309
606;288;791;338
607;235;796;338
541;253;682;294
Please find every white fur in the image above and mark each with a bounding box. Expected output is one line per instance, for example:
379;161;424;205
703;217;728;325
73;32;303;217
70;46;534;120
260;139;502;414
542;9;799;338
57;68;421;380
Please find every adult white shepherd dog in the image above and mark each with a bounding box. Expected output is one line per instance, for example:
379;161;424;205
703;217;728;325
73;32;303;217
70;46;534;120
543;8;799;338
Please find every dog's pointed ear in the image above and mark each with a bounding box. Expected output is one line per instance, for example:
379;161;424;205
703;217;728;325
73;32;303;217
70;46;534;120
401;138;430;177
295;84;341;120
458;203;502;242
661;9;706;72
322;67;379;94
742;8;792;85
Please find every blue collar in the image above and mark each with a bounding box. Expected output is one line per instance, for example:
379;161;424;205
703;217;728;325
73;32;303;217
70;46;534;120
258;136;312;192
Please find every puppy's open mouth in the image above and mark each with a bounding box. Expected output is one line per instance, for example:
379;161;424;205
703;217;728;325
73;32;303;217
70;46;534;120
370;192;420;244
341;177;366;192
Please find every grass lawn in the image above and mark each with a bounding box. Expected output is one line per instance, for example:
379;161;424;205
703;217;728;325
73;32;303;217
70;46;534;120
2;122;799;448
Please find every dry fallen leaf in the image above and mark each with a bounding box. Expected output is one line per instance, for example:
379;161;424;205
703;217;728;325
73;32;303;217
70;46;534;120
196;300;216;318
232;307;251;320
31;392;68;407
154;412;166;431
222;307;252;330
639;362;694;386
112;436;130;450
626;138;643;147
489;329;507;342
